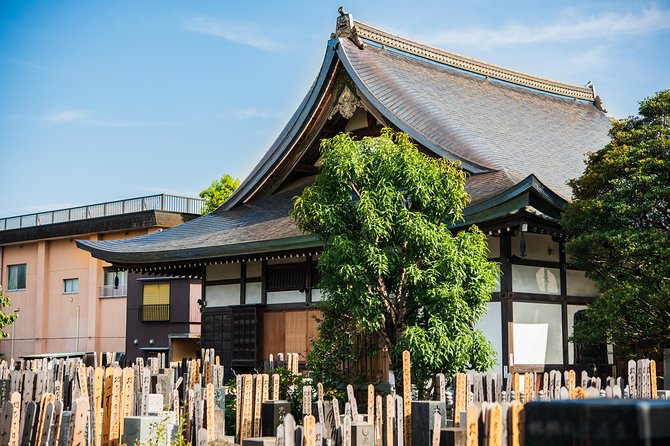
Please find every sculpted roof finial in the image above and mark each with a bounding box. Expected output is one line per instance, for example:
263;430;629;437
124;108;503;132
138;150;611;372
334;7;365;48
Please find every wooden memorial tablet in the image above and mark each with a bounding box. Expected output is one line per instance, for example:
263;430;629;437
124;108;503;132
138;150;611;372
304;414;316;446
272;374;280;401
402;350;411;446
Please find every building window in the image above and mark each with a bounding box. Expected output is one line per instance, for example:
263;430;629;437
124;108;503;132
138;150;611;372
142;283;170;321
63;278;79;294
100;268;128;298
7;264;26;291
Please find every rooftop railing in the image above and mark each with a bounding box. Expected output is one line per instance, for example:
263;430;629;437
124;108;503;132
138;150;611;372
0;194;204;231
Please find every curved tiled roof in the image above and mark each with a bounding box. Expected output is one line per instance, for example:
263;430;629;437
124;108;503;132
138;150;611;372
337;37;611;200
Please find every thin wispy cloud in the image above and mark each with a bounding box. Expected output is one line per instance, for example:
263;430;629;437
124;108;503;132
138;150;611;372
184;15;285;51
38;109;174;128
222;107;283;120
421;5;670;49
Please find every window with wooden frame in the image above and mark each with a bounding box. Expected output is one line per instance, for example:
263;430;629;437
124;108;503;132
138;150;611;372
142;283;170;321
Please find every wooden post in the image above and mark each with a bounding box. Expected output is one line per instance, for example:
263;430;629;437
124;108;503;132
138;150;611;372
109;367;122;446
272;374;280;401
454;374;466;427
508;401;523;446
431;407;442;446
206;383;215;442
253;375;263;437
71;397;89;446
304;415;315;446
101;367;114;446
402;350;411;446
367;384;374;424
346;385;358;419
374;395;382;446
317;383;324;402
651;359;658;399
384;395;392;446
240;375;253;441
486;403;502;446
465;405;479;446
9;392;20;446
119;367;134;442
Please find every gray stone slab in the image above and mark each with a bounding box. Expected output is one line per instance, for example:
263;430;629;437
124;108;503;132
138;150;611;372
123;415;177;446
351;422;373;446
411;401;446;446
242;437;277;446
262;400;291;437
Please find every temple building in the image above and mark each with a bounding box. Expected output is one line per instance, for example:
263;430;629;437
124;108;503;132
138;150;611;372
77;11;612;377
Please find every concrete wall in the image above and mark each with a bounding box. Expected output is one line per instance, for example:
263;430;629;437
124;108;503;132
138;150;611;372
0;228;154;358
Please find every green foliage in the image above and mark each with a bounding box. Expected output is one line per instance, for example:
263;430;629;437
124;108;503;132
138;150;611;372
0;287;17;339
291;130;499;396
199;174;240;214
563;90;670;359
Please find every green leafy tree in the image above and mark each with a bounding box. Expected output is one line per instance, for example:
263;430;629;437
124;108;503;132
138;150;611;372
199;174;240;214
0;286;18;338
291;130;498;395
563;90;670;359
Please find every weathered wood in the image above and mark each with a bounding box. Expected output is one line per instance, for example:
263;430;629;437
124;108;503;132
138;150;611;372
486;403;502;446
272;374;280;401
9;392;20;446
367;384;374;424
628;359;637;399
101;366;114;446
465;405;479;446
48;400;62;446
206;383;215;443
384;395;392;446
108;367;122;446
651;359;658;399
20;401;36;446
304;386;312;416
240;375;253;441
394;396;403;446
254;375;263;437
342;415;351;446
454;374;466;427
346;385;358;419
508;401;523;446
304;415;316;446
402;351;411;446
38;402;54;446
374;395;382;446
262;374;270;403
431;407;442;446
317;383;324;402
140;367;150;416
0;400;14;446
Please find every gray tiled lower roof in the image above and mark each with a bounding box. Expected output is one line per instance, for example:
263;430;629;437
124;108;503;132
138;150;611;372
338;38;611;200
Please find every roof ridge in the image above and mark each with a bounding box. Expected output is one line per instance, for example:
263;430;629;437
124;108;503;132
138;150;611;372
336;13;599;104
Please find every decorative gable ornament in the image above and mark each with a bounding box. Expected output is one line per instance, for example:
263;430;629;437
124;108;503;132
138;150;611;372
328;86;364;120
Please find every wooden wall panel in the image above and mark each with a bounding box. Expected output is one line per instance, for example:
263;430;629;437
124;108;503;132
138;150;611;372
284;311;308;355
263;311;285;360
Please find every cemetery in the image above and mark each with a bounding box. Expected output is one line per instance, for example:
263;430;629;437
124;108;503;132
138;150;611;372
0;349;667;446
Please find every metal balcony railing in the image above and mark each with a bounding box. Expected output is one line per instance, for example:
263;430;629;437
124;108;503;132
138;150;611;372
140;304;170;322
0;194;204;231
98;285;128;298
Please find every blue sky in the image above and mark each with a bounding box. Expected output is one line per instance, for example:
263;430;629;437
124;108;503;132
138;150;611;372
1;0;668;217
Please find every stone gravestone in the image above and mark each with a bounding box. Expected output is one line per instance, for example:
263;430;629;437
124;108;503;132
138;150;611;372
262;400;291;437
284;413;296;446
411;400;445;446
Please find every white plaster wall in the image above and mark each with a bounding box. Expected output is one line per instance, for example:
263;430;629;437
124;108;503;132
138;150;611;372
267;290;306;304
475;302;503;375
511;233;560;262
512;302;563;365
512;265;560;294
206;284;240;307
245;282;262;304
206;263;240;281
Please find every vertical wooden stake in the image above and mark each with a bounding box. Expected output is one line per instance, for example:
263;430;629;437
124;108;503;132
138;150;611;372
402;350;411;446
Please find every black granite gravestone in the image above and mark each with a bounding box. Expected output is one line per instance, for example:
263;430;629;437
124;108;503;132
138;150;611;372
525;400;670;445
